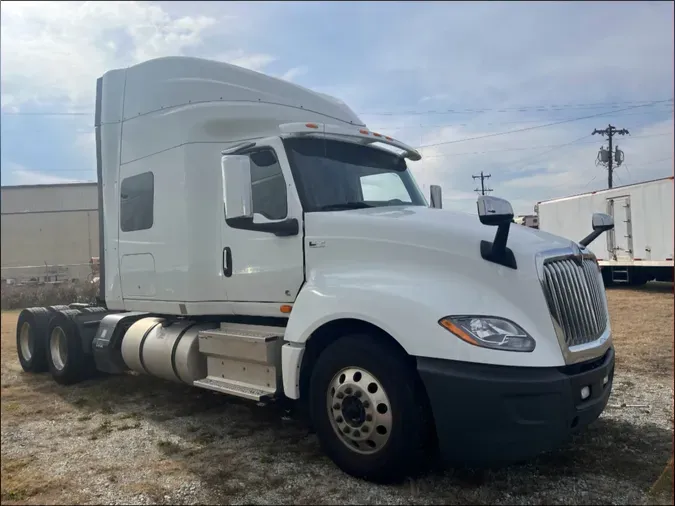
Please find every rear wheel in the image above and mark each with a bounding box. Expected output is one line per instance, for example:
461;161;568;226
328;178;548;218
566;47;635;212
309;334;431;483
46;310;93;385
16;307;52;373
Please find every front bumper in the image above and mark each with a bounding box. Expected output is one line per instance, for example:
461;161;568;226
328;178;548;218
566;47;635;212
417;347;614;466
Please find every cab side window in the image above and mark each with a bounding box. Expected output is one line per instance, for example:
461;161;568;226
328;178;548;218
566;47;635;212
250;150;288;220
120;171;154;232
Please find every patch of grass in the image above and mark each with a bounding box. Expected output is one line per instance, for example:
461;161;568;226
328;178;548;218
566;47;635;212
127;481;169;503
3;402;21;412
607;286;674;379
117;421;142;431
0;458;61;504
157;439;183;456
89;419;113;440
1;488;28;502
72;397;88;407
193;429;218;445
650;457;674;499
1;458;33;474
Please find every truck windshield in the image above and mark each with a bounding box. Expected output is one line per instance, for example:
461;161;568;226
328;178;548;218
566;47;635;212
282;137;427;212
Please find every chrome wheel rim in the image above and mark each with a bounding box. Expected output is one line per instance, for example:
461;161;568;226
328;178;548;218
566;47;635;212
326;367;393;455
19;322;32;361
50;327;68;371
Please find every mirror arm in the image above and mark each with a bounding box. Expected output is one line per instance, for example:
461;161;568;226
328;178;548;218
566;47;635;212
226;216;299;237
579;228;610;247
480;221;517;270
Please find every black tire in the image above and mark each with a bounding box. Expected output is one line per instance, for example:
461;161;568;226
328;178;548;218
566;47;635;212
82;306;106;313
16;307;52;373
47;305;71;312
309;333;430;483
46;310;93;385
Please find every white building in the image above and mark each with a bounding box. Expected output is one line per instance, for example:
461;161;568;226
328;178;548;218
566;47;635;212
1;182;99;283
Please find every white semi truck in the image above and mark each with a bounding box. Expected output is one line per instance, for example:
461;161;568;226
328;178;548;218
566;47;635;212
16;56;616;483
536;177;674;286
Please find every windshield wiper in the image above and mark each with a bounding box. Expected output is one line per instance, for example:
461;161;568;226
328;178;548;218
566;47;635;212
317;202;374;211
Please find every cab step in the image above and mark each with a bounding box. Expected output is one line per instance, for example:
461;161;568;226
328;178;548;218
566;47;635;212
193;377;274;401
611;267;630;284
194;322;284;401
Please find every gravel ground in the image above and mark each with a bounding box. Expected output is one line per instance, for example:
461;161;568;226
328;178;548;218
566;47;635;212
1;284;673;505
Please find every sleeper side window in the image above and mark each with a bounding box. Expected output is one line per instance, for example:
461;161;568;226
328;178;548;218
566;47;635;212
120;171;154;232
249;150;288;220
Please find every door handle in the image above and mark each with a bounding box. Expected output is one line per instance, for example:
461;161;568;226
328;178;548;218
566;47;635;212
223;247;232;277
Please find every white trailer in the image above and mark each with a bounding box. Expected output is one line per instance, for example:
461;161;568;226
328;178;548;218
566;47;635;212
15;56;617;483
536;177;674;285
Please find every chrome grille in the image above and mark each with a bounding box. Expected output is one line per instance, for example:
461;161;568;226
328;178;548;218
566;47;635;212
541;257;608;347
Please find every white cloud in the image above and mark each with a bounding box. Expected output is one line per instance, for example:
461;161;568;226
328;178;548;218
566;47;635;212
1;1;671;211
0;1;268;110
418;94;451;104
5;163;86;185
280;66;309;83
212;50;277;72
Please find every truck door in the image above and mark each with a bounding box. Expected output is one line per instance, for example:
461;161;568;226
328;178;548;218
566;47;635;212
221;138;305;304
607;195;633;261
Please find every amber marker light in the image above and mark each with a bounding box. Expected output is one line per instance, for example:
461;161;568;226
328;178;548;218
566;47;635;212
438;318;478;345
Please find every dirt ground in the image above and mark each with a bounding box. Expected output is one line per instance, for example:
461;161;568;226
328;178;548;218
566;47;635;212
1;284;673;505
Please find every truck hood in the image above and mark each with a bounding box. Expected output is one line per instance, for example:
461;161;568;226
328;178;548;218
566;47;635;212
304;205;577;262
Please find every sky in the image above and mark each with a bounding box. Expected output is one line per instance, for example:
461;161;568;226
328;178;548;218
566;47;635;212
1;0;673;215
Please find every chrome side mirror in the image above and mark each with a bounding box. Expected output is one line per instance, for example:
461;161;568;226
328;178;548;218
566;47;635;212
221;155;253;220
430;185;442;209
476;196;517;269
477;196;514;226
592;213;614;232
579;212;614;247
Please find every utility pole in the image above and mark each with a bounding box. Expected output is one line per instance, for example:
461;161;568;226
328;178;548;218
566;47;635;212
592;124;629;189
472;171;493;195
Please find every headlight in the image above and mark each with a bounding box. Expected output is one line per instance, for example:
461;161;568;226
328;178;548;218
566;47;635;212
438;316;536;352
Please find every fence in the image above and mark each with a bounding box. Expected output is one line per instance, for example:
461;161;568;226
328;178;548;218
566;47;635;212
1;259;99;286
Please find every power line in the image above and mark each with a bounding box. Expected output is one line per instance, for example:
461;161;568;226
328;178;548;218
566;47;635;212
0;111;90;116
410;124;672;162
369;106;674;133
621;155;674;182
509;155;673;206
417;99;673;149
1;132;670;176
498;134;594;173
358;98;675;117
2;98;673;119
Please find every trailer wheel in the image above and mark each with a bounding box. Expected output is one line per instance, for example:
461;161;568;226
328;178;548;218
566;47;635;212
309;334;429;483
46;311;92;385
16;307;52;373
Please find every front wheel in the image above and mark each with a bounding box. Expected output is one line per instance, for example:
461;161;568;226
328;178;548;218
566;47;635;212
309;334;432;483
